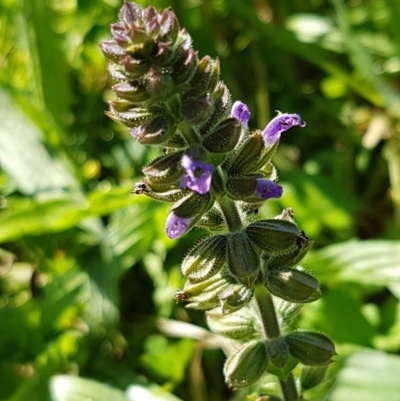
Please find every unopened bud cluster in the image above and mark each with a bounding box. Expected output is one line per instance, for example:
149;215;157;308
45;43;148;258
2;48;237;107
101;2;335;398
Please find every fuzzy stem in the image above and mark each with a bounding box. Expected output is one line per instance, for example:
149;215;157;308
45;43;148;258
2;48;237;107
254;284;299;401
218;196;243;232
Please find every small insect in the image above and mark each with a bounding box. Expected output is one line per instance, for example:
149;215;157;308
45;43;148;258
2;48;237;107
296;230;310;248
133;181;149;195
174;290;189;303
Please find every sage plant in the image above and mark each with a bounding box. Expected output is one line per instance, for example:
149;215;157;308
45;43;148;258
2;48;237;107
100;2;336;400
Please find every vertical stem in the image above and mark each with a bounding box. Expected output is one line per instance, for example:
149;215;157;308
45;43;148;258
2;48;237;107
254;284;299;401
217;192;299;400
217;196;243;232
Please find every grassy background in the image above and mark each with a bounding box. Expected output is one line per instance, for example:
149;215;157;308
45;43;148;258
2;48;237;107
1;0;400;400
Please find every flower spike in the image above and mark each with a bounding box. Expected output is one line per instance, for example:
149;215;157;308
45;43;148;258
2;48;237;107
262;112;305;146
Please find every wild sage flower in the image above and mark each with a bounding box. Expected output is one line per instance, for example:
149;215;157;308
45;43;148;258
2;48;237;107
165;212;192;239
262;112;306;146
101;2;335;399
255;178;283;200
179;155;214;195
231;101;250;129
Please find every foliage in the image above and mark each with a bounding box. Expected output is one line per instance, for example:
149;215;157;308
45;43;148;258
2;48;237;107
1;0;400;400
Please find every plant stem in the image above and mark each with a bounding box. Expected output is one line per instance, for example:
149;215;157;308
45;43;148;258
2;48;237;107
218;196;243;232
254;284;299;401
217;197;299;400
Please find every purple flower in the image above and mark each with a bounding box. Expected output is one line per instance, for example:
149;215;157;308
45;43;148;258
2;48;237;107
231;101;250;129
255;179;283;200
179;155;214;195
166;212;192;239
262;113;305;146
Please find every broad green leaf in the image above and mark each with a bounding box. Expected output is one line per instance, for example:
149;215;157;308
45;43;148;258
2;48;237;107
327;348;400;401
0;187;142;243
305;240;400;287
49;375;129;401
330;0;400;118
280;172;355;238
141;335;194;383
107;199;167;270
0;91;78;196
24;0;71;127
126;384;185;401
300;289;375;346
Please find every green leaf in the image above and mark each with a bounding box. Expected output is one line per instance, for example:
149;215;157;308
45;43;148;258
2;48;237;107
305;240;400;287
0;91;78;196
300;289;375;346
327;348;400;401
49;375;129;401
141;335;194;384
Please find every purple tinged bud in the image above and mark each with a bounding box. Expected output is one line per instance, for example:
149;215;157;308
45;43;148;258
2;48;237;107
166;212;192;239
255;179;283;200
231;101;250;129
179;155;214;195
120;1;141;26
262;112;306;146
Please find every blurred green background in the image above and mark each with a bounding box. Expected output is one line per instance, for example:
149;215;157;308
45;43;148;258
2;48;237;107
1;0;400;400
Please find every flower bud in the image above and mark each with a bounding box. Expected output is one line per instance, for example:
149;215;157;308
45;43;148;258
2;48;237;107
206;306;257;341
245;219;309;256
172;48;198;86
134;180;189;203
176;270;234;309
226;232;260;288
100;40;126;63
226;132;277;176
224;340;268;388
159;9;180;43
188;55;215;95
208;57;220;93
263;240;313;271
130;114;176;145
181;235;227;282
143;6;161;39
143;150;184;184
300;365;329;390
120;56;150;79
112;81;151;104
226;177;282;202
107;102;154;128
284;331;336;366
202;117;241;153
219;284;253;314
110;23;131;48
181;95;213;125
266;338;289;369
199;82;231;134
120;1;141;27
197;207;226;231
143;68;173;101
266;269;320;303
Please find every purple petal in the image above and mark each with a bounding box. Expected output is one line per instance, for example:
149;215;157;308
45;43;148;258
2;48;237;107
179;155;214;195
262;113;305;146
255;179;283;200
165;212;192;239
231;101;250;129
